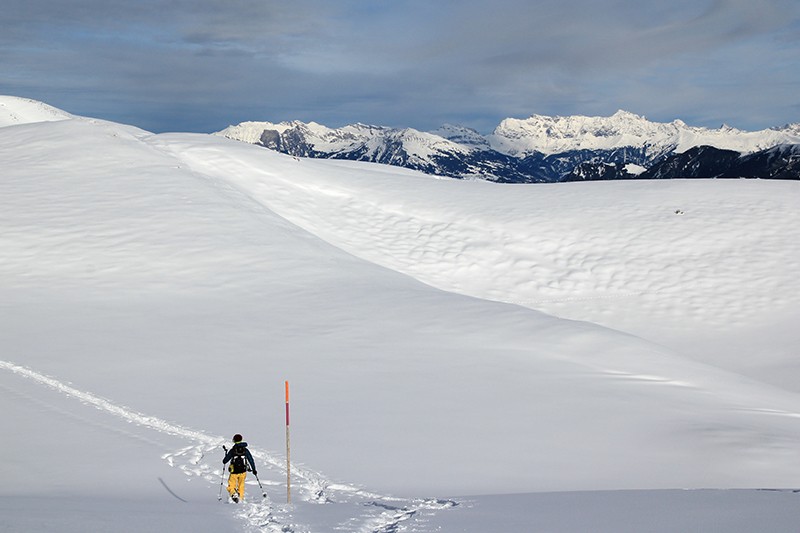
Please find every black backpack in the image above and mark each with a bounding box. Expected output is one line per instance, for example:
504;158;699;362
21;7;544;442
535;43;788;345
229;446;250;474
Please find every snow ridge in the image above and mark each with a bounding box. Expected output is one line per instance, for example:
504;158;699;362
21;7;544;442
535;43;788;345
0;95;73;127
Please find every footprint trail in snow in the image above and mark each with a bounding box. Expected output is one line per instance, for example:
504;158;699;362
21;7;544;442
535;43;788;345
0;360;458;532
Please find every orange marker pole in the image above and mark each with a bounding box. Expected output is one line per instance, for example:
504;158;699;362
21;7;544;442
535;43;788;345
285;380;291;503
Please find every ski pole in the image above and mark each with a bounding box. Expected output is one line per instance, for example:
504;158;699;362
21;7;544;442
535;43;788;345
217;464;226;501
253;471;267;499
218;446;228;501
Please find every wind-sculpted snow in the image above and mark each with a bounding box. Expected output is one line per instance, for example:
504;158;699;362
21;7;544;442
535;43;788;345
149;132;800;483
156;133;800;375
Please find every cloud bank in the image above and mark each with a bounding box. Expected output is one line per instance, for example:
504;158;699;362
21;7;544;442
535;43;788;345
2;0;798;132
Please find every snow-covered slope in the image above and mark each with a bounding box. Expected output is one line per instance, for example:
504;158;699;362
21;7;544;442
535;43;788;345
4;97;800;531
0;95;73;127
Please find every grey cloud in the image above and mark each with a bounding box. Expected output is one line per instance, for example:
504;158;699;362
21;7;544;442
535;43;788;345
1;0;798;133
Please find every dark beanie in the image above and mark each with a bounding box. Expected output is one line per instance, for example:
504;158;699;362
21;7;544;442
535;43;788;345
233;434;243;443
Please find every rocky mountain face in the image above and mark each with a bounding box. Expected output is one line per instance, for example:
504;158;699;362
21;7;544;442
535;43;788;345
563;144;800;182
217;112;800;183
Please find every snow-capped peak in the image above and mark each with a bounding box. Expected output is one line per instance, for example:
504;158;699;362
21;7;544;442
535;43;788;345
611;109;645;120
488;110;800;156
773;122;800;135
430;124;491;150
218;119;472;168
487;110;673;156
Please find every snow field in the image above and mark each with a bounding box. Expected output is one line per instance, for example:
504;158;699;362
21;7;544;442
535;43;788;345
3;96;800;531
159;132;800;380
1;359;456;532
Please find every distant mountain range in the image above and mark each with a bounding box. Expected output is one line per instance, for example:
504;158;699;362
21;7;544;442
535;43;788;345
217;111;800;183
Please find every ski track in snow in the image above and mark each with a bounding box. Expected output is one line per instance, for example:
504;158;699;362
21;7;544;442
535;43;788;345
0;360;458;532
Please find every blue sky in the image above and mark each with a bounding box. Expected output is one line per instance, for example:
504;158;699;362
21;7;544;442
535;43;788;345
2;0;799;133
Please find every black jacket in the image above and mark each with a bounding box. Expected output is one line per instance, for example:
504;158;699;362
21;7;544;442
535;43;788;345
223;441;256;474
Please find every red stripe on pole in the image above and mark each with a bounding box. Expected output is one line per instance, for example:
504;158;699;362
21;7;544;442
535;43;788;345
285;381;290;426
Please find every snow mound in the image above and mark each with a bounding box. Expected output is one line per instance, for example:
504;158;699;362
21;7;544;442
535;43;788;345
0;95;73;127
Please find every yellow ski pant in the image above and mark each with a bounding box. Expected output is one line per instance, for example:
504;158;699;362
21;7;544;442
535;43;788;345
227;472;247;500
